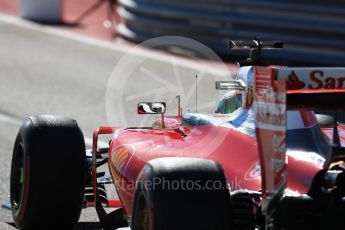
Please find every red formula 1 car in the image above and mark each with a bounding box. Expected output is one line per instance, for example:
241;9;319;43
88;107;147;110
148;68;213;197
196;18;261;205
10;41;345;230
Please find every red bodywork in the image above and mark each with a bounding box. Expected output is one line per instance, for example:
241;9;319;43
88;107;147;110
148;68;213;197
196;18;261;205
94;66;345;217
107;124;325;216
322;125;345;146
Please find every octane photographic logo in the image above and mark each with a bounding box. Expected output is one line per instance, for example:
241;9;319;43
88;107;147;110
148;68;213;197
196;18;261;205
105;36;234;153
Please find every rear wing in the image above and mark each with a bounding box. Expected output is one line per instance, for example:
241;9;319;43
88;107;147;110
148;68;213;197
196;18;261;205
277;68;345;110
254;66;345;214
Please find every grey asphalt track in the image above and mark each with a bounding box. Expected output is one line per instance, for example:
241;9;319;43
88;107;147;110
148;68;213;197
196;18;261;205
0;16;121;229
0;14;232;229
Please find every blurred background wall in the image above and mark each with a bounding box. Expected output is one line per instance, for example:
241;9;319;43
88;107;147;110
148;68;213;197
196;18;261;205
117;0;345;66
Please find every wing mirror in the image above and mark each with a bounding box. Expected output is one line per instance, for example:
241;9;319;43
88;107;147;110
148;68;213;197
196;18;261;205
215;80;245;90
137;102;166;114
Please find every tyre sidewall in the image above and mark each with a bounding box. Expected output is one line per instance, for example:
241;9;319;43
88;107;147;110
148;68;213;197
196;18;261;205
11;122;35;229
10;116;86;229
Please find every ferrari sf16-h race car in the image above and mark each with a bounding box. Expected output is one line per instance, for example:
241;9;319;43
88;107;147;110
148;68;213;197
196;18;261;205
9;40;345;230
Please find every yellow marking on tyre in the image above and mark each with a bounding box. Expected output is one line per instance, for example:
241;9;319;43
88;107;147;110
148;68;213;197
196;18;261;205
111;146;131;184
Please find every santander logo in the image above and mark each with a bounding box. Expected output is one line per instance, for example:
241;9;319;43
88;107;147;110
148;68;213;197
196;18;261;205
280;69;345;90
286;71;305;90
308;70;345;89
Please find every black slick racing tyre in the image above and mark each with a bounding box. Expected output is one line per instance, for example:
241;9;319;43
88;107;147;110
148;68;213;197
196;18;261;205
231;196;256;230
131;157;231;230
10;115;86;229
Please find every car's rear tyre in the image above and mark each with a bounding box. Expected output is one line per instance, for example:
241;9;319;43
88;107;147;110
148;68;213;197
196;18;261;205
131;157;232;230
231;196;256;230
10;115;86;230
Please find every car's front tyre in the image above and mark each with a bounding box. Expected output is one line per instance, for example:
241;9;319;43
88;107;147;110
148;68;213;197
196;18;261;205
10;115;86;229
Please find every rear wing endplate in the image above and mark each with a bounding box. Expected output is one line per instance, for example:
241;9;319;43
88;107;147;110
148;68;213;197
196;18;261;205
254;66;345;215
